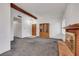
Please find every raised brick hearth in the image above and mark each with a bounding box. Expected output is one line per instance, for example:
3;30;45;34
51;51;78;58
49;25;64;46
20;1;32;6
65;23;79;56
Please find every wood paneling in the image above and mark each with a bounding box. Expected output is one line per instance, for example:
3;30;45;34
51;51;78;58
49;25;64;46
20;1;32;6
11;3;37;19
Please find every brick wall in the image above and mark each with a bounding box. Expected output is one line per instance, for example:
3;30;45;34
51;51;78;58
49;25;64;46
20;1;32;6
76;30;79;55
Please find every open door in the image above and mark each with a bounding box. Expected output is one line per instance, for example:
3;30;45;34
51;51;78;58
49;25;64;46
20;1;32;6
40;23;49;38
32;24;36;37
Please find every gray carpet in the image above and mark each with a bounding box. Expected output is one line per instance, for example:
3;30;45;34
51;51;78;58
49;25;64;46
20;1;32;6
0;38;58;56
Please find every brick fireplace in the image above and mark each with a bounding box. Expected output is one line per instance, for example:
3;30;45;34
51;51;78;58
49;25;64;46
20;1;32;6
65;23;79;56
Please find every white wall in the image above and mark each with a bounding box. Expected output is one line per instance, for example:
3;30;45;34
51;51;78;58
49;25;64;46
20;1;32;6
0;3;11;54
63;3;79;27
13;18;22;38
11;8;22;39
62;3;79;41
11;6;64;39
11;8;33;38
37;17;62;38
22;15;33;38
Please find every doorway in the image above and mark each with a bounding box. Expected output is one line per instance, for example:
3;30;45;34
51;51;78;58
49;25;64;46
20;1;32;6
40;23;49;38
32;24;36;37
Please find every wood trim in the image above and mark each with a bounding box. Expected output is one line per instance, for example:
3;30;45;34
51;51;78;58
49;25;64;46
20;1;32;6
11;3;37;19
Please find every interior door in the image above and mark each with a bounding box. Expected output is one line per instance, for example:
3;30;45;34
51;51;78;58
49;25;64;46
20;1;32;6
32;24;36;37
40;23;49;38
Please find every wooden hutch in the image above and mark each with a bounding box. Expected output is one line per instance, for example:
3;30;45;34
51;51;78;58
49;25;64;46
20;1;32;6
65;23;79;56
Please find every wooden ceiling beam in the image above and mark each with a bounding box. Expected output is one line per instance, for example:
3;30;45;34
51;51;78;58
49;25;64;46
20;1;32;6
11;3;37;19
